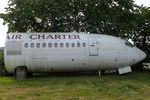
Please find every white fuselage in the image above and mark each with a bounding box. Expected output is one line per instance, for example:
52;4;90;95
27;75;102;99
4;33;146;73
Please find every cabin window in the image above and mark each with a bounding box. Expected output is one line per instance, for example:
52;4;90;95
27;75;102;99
82;43;86;47
60;43;64;47
31;43;34;48
66;43;69;48
125;42;134;48
71;43;75;47
24;43;28;48
48;43;52;48
77;43;80;47
36;43;40;48
54;43;58;48
42;43;46;48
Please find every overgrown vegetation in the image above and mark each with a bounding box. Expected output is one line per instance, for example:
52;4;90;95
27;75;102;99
0;72;150;100
0;52;7;75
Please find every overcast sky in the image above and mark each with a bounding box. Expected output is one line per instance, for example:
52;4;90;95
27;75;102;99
0;0;150;47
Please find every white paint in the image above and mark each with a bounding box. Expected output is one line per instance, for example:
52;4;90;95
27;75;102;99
118;66;132;74
4;33;146;74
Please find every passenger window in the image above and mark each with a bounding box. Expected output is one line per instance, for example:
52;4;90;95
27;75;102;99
77;43;80;47
82;43;86;47
60;43;64;47
71;43;75;47
66;43;69;48
36;43;40;48
24;43;28;48
54;43;58;48
48;43;52;48
31;43;34;48
42;43;46;48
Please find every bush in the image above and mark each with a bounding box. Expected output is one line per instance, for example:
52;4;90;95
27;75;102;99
0;52;4;65
0;52;7;75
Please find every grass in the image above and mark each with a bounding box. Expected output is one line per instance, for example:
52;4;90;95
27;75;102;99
0;71;150;100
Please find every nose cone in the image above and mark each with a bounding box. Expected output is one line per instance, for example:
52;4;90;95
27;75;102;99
135;48;146;62
140;50;146;61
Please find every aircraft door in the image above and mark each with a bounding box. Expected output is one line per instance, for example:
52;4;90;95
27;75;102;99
6;41;24;67
26;44;48;72
88;38;98;56
31;58;48;72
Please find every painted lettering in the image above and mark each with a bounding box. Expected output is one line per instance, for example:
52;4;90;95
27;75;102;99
76;35;80;39
7;34;22;39
55;35;61;39
7;34;81;40
68;35;75;39
29;34;80;40
7;35;10;39
30;34;37;40
15;35;22;39
38;34;45;39
62;35;66;39
12;35;15;39
46;35;54;39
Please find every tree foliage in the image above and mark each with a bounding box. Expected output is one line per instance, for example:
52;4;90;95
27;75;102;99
0;0;150;61
0;0;134;35
132;6;150;62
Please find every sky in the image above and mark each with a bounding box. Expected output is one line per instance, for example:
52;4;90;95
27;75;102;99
0;0;150;47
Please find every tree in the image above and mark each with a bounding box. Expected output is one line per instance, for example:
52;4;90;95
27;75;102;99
0;0;135;34
132;6;150;62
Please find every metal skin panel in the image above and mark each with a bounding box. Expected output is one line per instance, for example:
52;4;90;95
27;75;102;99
4;40;25;73
88;38;98;56
31;58;47;72
4;33;146;73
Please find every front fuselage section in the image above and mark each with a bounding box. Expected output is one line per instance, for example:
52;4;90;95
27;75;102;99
4;33;144;73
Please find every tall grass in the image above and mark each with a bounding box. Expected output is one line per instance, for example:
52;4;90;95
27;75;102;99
0;71;150;100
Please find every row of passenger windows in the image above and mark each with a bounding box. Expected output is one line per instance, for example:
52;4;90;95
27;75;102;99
24;43;86;48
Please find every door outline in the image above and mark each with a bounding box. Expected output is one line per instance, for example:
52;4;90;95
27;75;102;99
31;58;48;72
88;38;98;56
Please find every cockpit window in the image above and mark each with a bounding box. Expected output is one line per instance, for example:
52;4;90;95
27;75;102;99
125;41;134;48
